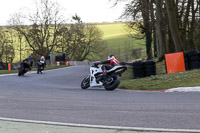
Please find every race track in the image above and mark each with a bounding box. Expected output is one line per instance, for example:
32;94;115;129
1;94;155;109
0;66;200;130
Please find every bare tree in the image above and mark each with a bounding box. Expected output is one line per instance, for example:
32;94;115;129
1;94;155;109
155;0;167;61
57;15;104;61
117;0;200;60
119;0;154;60
8;13;25;62
0;30;15;63
10;0;65;58
165;0;184;52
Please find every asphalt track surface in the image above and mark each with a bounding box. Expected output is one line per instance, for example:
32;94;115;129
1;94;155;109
0;66;200;131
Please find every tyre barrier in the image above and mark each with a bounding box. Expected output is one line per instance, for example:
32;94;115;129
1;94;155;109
144;61;156;77
132;61;156;79
184;52;190;70
184;51;200;70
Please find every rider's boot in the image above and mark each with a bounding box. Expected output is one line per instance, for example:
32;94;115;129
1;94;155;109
96;70;107;83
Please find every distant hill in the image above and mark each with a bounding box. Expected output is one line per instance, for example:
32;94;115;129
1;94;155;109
95;23;145;62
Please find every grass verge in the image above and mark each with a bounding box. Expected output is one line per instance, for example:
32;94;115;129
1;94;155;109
0;65;69;75
119;62;200;91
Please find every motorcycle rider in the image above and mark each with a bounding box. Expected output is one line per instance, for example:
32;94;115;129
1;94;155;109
22;56;33;70
37;56;46;74
94;55;119;83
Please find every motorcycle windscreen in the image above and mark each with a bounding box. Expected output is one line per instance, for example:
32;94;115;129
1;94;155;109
165;52;185;74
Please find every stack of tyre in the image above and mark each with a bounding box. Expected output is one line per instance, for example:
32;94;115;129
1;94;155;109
132;61;145;79
186;51;200;70
132;61;156;79
183;52;190;70
144;61;156;77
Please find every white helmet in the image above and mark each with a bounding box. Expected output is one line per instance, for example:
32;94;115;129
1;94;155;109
107;55;115;60
40;56;45;61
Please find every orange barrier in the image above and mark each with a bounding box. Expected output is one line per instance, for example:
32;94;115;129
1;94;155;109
8;63;11;71
56;61;60;66
165;52;185;74
65;61;69;66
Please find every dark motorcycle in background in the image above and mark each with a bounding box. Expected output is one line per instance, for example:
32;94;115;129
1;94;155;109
81;64;127;91
18;61;32;76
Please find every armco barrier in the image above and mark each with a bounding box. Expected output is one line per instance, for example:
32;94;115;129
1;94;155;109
68;61;95;66
0;61;94;70
1;61;125;70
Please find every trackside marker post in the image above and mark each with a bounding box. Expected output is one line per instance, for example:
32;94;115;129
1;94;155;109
8;63;11;71
57;61;60;66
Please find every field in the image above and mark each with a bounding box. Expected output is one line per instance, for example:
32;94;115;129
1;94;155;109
96;23;146;61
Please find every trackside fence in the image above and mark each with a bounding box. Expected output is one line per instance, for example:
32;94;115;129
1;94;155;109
0;61;97;70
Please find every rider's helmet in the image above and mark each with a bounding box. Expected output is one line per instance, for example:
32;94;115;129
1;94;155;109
40;56;45;62
107;55;115;60
28;56;32;59
40;56;45;60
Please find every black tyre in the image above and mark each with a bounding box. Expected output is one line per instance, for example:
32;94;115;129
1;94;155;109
145;65;156;69
190;65;200;70
190;61;200;66
187;51;199;57
188;55;200;62
144;61;156;65
37;68;40;74
81;76;90;89
133;65;144;69
104;74;120;91
132;61;144;66
145;69;156;76
18;67;23;76
18;72;21;76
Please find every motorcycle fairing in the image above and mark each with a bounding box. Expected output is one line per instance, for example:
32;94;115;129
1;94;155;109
107;66;127;74
90;66;103;87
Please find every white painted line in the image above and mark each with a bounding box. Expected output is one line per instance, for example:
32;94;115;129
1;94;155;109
165;87;200;92
0;73;17;77
0;117;199;132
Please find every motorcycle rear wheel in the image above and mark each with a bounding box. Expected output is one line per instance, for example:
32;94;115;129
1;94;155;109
104;74;120;91
81;76;90;89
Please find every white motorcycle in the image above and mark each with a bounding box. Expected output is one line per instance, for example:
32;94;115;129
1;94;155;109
81;64;127;91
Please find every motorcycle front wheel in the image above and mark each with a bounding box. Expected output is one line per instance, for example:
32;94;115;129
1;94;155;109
18;67;24;76
81;76;90;89
104;74;120;91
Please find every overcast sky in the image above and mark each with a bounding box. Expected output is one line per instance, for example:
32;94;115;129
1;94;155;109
0;0;126;26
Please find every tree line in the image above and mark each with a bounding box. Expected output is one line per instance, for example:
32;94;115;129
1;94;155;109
2;0;199;63
114;0;200;61
0;0;103;63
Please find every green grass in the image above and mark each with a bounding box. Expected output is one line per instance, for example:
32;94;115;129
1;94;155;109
96;23;128;37
119;62;200;91
96;23;145;61
0;65;69;75
0;70;19;74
